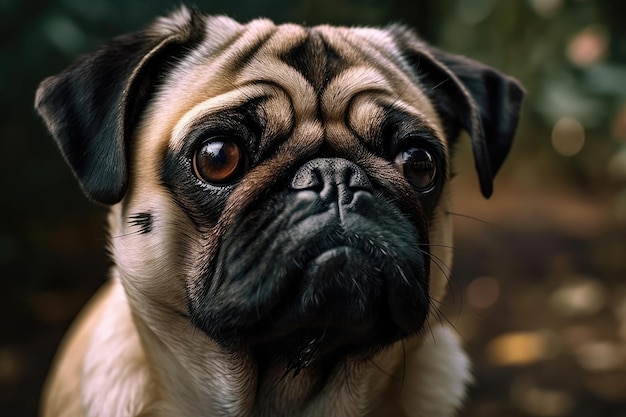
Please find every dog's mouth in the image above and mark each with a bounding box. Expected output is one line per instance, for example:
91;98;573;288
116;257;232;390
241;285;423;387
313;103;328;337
246;243;418;374
191;223;430;372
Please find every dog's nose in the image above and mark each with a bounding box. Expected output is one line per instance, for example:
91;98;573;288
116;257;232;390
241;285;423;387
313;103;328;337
290;158;373;205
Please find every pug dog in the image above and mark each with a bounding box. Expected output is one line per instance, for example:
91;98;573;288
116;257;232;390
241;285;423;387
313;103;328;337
36;6;523;417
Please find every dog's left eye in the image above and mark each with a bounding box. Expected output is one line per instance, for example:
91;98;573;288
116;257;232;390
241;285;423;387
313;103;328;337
395;147;437;191
193;138;247;185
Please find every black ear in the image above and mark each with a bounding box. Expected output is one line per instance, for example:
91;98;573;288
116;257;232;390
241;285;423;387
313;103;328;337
391;27;524;198
35;7;206;204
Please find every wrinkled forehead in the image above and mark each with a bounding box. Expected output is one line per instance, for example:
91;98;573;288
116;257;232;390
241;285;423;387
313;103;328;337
146;18;441;152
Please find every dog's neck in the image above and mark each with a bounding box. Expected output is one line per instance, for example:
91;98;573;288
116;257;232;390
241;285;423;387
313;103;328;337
82;276;469;417
130;288;410;416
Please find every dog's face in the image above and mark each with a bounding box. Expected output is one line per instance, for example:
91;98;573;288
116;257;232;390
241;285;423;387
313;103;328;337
36;8;523;374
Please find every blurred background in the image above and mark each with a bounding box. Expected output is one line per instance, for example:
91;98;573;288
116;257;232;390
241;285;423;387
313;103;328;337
1;0;625;415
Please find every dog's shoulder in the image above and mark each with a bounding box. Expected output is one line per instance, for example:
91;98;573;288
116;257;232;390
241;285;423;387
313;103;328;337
41;280;158;417
40;283;114;417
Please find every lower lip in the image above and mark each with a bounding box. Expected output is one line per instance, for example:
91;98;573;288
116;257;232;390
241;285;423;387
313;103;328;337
312;246;358;265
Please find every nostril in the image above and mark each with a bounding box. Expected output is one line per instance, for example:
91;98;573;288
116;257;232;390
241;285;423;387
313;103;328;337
291;166;323;191
346;165;372;193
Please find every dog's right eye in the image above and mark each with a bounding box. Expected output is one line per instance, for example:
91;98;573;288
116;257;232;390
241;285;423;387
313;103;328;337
193;138;247;185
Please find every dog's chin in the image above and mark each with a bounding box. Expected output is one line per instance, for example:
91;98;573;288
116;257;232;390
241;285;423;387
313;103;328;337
190;234;430;373
251;246;416;373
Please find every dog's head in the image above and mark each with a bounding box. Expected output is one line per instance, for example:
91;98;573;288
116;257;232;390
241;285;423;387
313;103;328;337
36;8;523;373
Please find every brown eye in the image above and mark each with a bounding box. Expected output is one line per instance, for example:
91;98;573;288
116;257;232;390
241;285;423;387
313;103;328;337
395;147;437;191
193;138;246;184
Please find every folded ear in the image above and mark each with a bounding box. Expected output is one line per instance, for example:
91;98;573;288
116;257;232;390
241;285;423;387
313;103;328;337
35;7;206;204
391;27;524;198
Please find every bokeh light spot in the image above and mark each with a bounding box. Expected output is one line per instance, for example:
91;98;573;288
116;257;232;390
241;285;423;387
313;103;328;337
549;278;607;317
467;276;500;309
567;25;609;67
576;341;625;371
607;149;626;183
487;330;561;366
529;0;564;18
551;116;585;157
